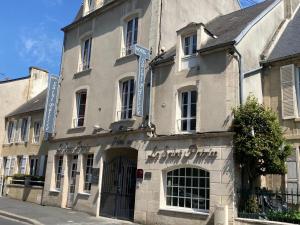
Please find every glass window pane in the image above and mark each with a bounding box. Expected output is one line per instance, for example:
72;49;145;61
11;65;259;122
173;169;179;176
190;119;196;131
179;198;184;207
185;198;191;208
186;168;191;176
180;168;185;176
173;197;178;207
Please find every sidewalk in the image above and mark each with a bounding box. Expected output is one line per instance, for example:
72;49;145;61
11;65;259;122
0;197;139;225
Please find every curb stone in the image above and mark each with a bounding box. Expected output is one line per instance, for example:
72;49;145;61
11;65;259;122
0;210;43;225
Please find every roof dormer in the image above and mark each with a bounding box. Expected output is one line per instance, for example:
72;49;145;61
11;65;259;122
176;23;213;72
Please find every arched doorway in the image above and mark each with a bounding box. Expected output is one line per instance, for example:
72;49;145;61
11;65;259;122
100;148;137;221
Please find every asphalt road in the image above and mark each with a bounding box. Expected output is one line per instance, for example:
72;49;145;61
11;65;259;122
0;216;27;225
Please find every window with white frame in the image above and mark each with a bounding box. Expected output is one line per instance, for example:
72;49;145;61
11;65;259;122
183;34;197;56
19;156;27;175
19;117;30;142
179;90;197;132
120;79;134;120
74;90;87;127
84;154;94;192
55;156;63;190
166;168;210;211
5;158;16;176
80;37;92;71
125;17;138;55
6;121;14;144
29;156;39;176
32;121;41;144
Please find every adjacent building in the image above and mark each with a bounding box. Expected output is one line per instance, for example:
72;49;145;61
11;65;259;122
261;6;300;192
1;90;49;204
0;67;48;197
41;0;300;225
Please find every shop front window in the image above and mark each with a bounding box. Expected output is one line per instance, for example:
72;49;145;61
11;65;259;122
166;167;210;211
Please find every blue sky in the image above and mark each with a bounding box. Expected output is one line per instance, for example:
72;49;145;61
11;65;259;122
0;0;261;80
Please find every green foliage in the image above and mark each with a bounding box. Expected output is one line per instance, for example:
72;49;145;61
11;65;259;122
244;196;259;213
12;174;44;181
233;96;292;183
267;211;300;224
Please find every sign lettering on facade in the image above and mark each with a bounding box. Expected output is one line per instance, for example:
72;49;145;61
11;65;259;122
43;75;59;139
133;44;150;117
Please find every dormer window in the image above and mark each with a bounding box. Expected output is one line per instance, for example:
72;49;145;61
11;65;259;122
84;0;95;15
183;34;197;56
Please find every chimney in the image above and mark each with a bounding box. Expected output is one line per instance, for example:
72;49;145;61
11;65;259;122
27;67;49;100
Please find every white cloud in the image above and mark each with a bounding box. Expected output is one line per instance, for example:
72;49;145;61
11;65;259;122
17;24;62;69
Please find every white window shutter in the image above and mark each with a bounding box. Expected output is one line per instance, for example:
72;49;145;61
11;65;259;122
5;158;11;176
25;117;31;142
280;64;297;119
0;157;3;171
14;120;21;143
38;155;46;176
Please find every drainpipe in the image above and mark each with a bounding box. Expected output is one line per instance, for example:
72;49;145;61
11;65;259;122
232;47;244;105
148;67;153;129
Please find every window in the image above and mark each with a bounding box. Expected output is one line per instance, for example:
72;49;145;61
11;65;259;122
183;34;197;56
84;154;94;192
19;156;27;175
55;156;63;190
29;157;39;176
32;121;41;144
19;117;30;142
180;90;197;132
166;168;210;211
74;90;87;127
80;38;92;71
5;158;16;176
120;79;134;120
125;17;138;55
6;121;14;144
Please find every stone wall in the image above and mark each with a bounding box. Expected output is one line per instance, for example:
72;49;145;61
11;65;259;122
5;184;43;205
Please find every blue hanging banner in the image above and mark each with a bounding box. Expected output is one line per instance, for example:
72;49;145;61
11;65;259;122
43;75;59;139
133;44;150;117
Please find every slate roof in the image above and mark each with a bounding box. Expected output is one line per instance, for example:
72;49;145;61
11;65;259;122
202;0;276;51
7;89;47;117
154;0;277;64
266;8;300;62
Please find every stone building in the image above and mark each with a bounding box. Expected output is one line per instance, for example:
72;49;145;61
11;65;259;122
42;0;297;224
0;67;48;157
1;90;49;204
0;67;48;196
261;5;300;192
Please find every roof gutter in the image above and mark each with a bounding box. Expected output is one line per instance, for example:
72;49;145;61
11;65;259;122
234;0;282;44
262;52;300;64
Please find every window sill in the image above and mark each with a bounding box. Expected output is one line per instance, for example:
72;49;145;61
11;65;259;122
182;54;197;60
49;189;61;193
294;118;300;122
78;192;91;196
2;143;13;147
67;127;86;134
115;53;136;65
159;207;209;216
74;68;92;79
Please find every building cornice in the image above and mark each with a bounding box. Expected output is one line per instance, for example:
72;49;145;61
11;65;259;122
62;0;127;32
